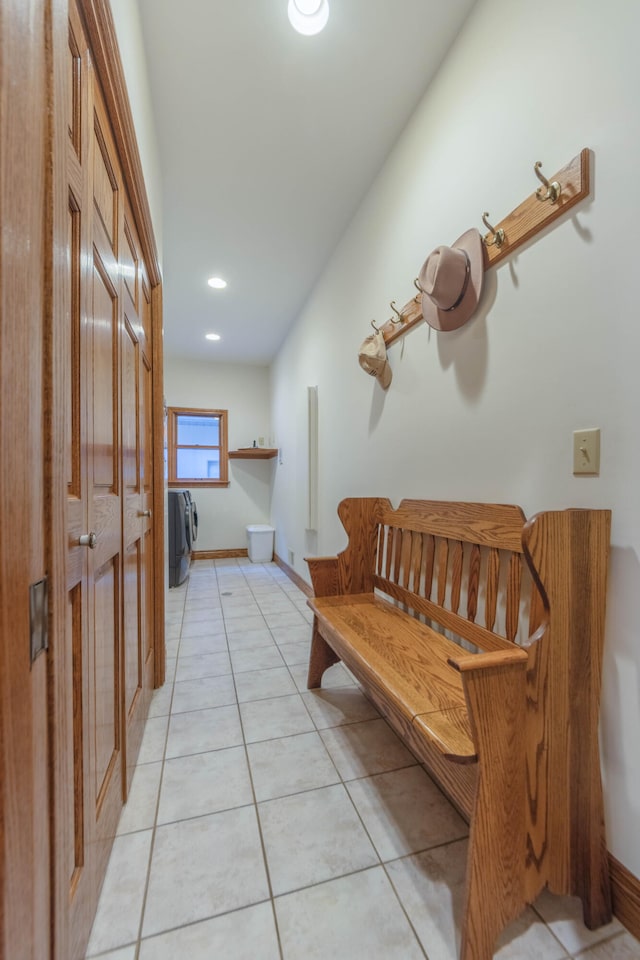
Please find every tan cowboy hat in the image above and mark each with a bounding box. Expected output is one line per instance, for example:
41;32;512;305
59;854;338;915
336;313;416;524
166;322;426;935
417;228;484;332
358;330;392;389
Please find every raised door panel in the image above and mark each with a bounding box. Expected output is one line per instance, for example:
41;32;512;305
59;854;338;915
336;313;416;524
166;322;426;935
93;557;120;813
124;542;143;729
122;216;139;313
92;120;117;254
68;15;82;158
122;313;140;502
67;583;88;907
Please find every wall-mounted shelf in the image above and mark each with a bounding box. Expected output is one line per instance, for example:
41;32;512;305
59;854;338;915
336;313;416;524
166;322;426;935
229;448;278;460
378;148;591;348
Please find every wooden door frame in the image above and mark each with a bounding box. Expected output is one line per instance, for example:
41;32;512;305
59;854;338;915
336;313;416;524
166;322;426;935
1;2;51;957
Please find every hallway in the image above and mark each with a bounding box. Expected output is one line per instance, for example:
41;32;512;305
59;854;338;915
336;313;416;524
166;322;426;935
85;560;637;960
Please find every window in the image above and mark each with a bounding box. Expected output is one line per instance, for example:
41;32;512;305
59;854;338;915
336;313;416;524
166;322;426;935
167;407;229;487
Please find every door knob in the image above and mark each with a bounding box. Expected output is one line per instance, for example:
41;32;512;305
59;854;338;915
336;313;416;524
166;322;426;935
79;532;97;549
140;509;152;518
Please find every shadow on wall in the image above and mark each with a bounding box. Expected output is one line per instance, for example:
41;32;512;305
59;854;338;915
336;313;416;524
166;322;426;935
436;266;496;402
600;545;640;837
367;266;497;434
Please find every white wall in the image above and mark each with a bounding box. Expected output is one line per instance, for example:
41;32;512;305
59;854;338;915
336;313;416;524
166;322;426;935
110;0;163;264
164;357;273;551
270;0;640;878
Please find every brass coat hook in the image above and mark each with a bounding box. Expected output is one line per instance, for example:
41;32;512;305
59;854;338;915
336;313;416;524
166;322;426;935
413;277;425;299
534;161;561;203
482;211;505;248
389;300;404;324
370;318;381;333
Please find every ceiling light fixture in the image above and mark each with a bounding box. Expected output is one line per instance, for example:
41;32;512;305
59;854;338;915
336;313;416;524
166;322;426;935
207;277;227;289
205;333;221;341
287;0;329;36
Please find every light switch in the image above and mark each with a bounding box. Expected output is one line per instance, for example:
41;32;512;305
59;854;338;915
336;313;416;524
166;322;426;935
573;428;600;475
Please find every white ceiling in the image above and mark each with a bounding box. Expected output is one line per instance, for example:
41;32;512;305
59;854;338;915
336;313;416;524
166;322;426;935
137;0;477;364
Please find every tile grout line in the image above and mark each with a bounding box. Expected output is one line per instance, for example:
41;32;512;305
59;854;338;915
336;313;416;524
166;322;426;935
221;559;286;960
132;576;190;959
101;582;191;960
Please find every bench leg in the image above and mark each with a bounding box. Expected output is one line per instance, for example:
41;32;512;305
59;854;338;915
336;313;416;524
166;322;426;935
307;617;339;688
459;662;528;960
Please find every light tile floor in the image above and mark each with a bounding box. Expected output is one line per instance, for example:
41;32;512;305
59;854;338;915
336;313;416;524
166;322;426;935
86;559;640;960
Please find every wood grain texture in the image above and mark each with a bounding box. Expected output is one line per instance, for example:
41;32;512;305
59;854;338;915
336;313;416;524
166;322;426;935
228;447;278;459
80;0;160;285
460;657;528;959
374;576;514;655
306;497;612;960
193;548;248;560
523;508;612;927
273;552;312;596
610;854;640;942
378;500;527;551
482;149;591;269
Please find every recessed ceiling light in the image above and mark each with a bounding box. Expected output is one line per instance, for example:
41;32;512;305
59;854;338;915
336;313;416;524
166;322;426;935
207;277;227;289
288;0;329;35
205;333;221;341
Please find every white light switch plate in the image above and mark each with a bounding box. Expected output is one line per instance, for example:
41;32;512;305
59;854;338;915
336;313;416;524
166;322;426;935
573;428;600;475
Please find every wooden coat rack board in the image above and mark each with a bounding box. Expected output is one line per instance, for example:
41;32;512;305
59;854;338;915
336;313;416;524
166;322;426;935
379;148;591;348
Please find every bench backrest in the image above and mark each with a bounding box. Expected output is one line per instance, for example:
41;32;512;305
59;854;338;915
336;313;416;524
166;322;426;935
335;498;539;654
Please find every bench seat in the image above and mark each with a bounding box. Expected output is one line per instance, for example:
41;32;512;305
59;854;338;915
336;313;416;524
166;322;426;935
310;592;477;762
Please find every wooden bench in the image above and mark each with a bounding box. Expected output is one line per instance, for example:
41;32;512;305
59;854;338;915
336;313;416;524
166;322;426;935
306;498;612;960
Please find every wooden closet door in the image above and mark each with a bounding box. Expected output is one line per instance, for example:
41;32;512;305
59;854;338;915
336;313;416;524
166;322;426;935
62;11;125;952
54;1;164;956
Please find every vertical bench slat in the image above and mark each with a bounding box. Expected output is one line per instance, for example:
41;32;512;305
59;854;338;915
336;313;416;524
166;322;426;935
385;526;395;580
467;543;481;622
437;538;449;607
450;540;464;614
410;531;423;593
376;524;384;577
485;547;500;630
401;530;413;589
423;533;435;600
506;552;522;642
393;528;403;583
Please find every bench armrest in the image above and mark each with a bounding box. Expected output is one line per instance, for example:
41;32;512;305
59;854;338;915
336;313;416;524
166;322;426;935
305;555;341;597
448;647;528;673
